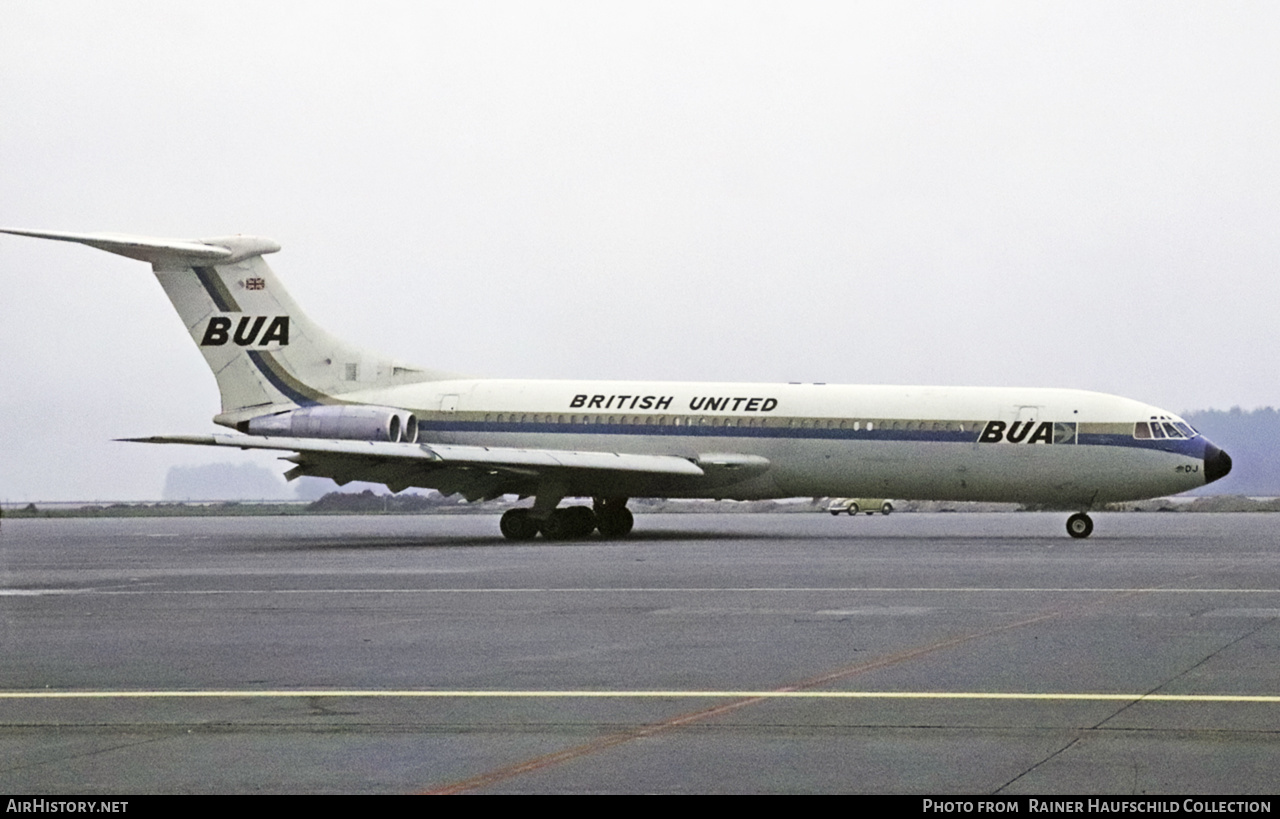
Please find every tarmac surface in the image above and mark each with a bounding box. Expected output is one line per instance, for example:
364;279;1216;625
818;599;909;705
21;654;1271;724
1;511;1278;794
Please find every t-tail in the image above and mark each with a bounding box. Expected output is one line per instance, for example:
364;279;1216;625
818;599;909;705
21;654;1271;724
0;228;456;428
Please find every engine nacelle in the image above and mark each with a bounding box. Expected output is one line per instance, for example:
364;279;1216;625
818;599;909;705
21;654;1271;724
245;405;418;443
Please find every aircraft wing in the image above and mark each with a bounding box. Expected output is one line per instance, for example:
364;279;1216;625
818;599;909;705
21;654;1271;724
123;434;720;501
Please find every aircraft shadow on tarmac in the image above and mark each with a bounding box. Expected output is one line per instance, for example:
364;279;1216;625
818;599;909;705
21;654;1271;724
241;529;1130;553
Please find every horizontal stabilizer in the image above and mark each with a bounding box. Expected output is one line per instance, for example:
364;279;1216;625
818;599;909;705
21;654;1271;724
0;228;280;266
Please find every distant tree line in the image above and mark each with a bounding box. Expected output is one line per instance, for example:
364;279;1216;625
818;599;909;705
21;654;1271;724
307;489;466;513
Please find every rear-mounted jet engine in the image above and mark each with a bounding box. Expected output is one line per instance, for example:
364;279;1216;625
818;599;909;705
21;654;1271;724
243;405;417;443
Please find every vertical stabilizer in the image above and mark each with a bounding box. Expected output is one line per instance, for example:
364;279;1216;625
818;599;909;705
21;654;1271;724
1;229;456;426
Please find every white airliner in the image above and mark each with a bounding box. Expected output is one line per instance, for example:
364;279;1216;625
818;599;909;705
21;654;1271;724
2;228;1232;540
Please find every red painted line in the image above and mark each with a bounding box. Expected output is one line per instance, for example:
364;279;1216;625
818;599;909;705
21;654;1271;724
421;605;1073;794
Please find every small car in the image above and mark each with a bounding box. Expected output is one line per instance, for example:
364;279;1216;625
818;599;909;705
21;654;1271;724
827;498;894;516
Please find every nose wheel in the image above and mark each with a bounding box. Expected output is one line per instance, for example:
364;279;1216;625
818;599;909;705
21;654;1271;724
1066;513;1094;539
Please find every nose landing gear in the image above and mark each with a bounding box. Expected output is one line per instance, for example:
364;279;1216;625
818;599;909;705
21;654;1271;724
1066;512;1094;539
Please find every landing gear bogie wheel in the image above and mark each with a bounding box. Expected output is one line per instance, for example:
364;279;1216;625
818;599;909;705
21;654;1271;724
500;509;540;541
566;505;597;537
597;506;634;538
538;510;571;541
540;506;596;540
1066;513;1094;539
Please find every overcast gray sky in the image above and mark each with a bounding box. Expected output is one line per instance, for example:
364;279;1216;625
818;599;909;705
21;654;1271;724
2;1;1277;501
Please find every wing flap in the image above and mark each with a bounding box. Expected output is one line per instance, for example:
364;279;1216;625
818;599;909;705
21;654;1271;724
123;435;706;481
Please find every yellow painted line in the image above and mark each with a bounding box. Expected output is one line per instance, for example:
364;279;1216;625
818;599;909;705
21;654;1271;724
2;690;1278;702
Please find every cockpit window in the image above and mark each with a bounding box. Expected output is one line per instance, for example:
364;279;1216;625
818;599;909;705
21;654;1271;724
1136;418;1191;440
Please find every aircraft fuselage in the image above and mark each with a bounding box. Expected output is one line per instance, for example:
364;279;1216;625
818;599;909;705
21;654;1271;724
329;379;1219;507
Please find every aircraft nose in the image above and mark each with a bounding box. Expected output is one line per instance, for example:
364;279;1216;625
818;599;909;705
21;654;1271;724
1204;442;1232;485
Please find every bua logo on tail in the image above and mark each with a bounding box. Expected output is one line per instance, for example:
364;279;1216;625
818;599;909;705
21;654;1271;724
200;316;290;347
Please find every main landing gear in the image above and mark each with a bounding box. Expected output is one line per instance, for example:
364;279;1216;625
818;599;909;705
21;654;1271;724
499;498;635;541
1066;512;1094;539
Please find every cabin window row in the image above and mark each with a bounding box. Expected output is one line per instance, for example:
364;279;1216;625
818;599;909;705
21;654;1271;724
476;414;972;432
